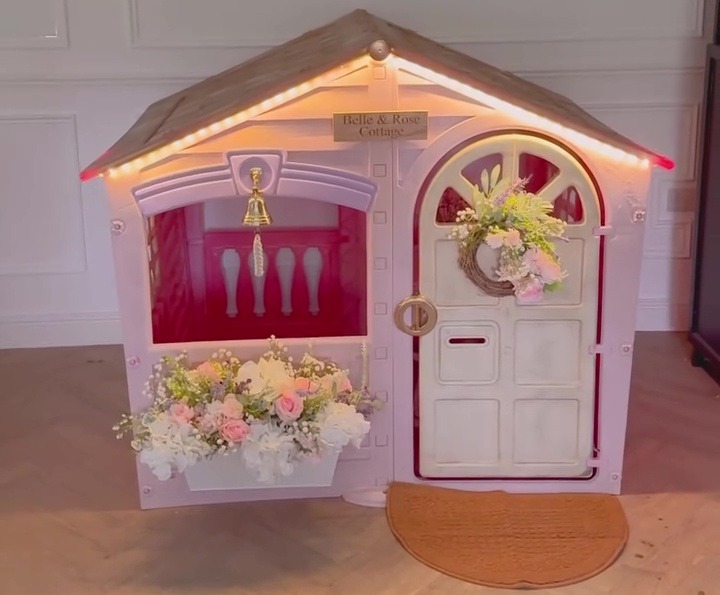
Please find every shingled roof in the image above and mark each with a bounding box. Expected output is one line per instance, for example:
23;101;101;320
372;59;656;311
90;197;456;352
81;9;672;179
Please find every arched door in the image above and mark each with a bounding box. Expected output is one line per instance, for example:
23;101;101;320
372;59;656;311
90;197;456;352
403;133;602;479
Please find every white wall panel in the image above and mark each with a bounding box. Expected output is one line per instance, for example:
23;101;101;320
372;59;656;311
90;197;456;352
586;104;699;180
129;0;703;47
0;115;85;274
0;0;68;48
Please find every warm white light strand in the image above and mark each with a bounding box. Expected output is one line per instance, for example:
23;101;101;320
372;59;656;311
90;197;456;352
389;56;652;170
102;53;656;178
105;56;371;178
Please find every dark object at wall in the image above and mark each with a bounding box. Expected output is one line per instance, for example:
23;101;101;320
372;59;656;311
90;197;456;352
690;43;720;386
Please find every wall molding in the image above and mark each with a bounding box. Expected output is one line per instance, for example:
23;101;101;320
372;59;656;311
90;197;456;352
584;102;700;180
636;298;691;331
0;311;121;349
127;0;705;49
0;113;87;276
0;66;705;87
0;0;69;49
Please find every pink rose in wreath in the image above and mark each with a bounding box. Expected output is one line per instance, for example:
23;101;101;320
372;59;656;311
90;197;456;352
220;419;250;443
274;391;304;423
515;278;545;303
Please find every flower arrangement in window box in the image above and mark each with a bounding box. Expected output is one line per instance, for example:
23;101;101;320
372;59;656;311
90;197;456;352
114;338;381;484
450;166;568;302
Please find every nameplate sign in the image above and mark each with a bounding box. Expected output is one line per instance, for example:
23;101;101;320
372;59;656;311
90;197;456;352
333;111;428;141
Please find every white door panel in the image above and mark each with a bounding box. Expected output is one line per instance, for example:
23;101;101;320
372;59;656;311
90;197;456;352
415;134;600;479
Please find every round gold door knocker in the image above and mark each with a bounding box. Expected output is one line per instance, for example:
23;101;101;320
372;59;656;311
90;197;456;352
393;295;438;337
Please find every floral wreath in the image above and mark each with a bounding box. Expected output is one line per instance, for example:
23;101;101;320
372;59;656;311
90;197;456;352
449;165;568;302
114;337;381;484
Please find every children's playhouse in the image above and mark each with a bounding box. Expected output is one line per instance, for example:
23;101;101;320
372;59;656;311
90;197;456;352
81;10;673;509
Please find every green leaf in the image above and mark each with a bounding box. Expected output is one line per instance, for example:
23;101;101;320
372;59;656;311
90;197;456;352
490;164;501;188
480;169;489;195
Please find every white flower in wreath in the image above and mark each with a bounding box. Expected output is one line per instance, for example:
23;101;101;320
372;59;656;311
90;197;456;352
485;228;523;250
316;402;371;449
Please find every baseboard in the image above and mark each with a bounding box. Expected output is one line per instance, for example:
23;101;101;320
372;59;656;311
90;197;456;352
635;299;691;331
0;311;122;349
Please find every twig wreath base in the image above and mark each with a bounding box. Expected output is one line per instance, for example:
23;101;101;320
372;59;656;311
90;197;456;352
457;237;515;297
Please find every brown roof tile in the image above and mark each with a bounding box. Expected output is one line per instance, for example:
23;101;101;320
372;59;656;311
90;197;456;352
81;9;670;179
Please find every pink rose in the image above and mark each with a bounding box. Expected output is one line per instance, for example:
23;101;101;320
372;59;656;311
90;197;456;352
221;394;244;419
195;361;221;384
274;391;304;423
294;377;319;394
516;278;544;303
523;249;563;284
169;403;194;424
220;419;250;443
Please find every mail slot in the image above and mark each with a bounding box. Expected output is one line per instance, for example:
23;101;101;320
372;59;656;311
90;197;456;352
440;324;499;384
448;337;487;345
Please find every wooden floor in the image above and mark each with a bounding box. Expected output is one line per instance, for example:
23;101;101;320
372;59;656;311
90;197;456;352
1;332;719;595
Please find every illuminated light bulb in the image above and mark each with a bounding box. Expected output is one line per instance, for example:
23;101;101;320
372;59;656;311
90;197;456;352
640;158;651;169
624;153;640;166
222;117;234;128
121;162;132;172
609;148;625;160
108;168;118;178
183;134;196;144
196;127;209;137
171;140;183;151
210;122;222;132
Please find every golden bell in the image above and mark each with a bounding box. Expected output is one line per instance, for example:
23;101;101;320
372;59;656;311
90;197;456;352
243;167;272;226
243;194;272;226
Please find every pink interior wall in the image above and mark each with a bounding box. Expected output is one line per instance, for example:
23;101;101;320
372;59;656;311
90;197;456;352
149;202;367;344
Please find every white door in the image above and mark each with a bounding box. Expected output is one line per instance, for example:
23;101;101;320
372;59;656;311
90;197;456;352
403;134;601;479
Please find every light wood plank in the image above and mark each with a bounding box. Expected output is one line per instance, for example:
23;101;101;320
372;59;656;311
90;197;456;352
0;333;718;594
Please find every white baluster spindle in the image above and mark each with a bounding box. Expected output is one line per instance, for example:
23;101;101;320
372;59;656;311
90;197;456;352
303;247;323;316
220;248;241;318
247;250;268;317
276;247;296;316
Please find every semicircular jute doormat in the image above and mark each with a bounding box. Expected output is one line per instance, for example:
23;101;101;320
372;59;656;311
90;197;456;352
386;482;628;590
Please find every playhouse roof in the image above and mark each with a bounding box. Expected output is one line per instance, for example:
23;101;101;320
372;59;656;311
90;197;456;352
81;9;672;179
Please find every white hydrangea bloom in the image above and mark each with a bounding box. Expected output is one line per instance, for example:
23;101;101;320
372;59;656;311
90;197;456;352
240;422;297;483
316;402;371;449
138;413;212;480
